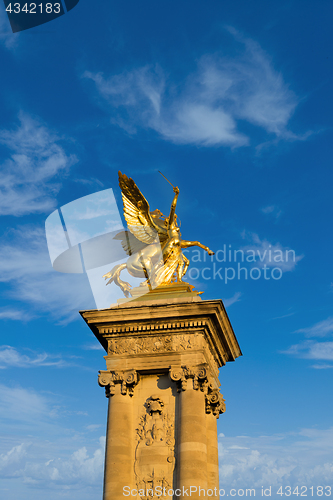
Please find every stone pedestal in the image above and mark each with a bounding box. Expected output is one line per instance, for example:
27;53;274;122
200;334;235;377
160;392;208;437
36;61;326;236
81;291;241;500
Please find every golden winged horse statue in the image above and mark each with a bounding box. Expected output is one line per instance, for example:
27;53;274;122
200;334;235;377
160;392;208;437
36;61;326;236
103;171;214;297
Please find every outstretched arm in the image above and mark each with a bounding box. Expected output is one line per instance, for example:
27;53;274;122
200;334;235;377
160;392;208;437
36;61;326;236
181;239;214;256
168;186;179;227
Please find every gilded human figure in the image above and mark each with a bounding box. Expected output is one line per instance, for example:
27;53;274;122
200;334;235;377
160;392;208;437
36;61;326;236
103;171;214;297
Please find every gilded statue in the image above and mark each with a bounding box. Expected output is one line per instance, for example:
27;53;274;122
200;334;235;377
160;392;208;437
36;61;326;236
103;171;214;297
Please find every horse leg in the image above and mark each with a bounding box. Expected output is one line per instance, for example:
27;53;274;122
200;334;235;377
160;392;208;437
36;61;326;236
103;263;132;298
127;250;156;288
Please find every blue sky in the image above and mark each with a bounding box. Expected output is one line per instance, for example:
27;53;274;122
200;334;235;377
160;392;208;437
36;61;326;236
0;0;333;498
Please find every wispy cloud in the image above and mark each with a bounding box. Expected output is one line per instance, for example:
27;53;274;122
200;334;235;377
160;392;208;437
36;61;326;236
0;383;53;423
261;204;282;220
0;346;66;369
283;340;333;362
284;317;333;368
241;231;303;272
0;112;77;216
223;292;242;308
0;8;17;50
0;226;95;322
84;29;302;148
82;344;104;351
86;424;103;431
0;308;32;321
296;316;333;337
270;311;295;320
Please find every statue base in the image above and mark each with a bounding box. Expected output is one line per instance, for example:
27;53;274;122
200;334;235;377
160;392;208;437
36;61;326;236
116;282;202;305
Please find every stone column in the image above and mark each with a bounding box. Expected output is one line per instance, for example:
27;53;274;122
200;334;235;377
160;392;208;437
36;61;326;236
170;365;209;499
98;369;138;500
206;414;219;497
206;389;226;498
178;387;207;498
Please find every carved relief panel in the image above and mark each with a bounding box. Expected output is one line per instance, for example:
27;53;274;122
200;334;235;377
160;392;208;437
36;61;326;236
108;333;202;356
134;395;175;500
106;332;220;375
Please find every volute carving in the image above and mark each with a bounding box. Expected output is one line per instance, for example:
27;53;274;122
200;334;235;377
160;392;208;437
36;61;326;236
98;369;138;397
169;364;211;392
169;364;225;417
205;388;226;418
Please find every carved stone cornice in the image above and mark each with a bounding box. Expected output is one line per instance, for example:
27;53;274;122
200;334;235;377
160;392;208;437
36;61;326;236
169;364;211;392
98;369;138;398
80;299;242;367
205;388;226;419
100;320;206;335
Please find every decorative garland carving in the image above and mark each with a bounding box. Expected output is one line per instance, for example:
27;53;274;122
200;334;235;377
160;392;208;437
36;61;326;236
98;369;138;397
135;395;175;500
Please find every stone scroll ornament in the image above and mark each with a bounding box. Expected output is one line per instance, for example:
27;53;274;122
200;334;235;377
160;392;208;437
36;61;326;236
3;0;80;33
103;171;215;298
135;396;175;500
205;389;226;417
98;370;138;398
170;365;226;418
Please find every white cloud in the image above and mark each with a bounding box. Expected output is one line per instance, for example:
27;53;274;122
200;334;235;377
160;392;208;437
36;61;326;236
0;346;66;369
0;443;30;476
0;438;105;490
219;428;333;489
0;381;105;498
84;29;301;147
0;226;95;322
0;112;77;216
22;437;105;487
241;232;303;272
